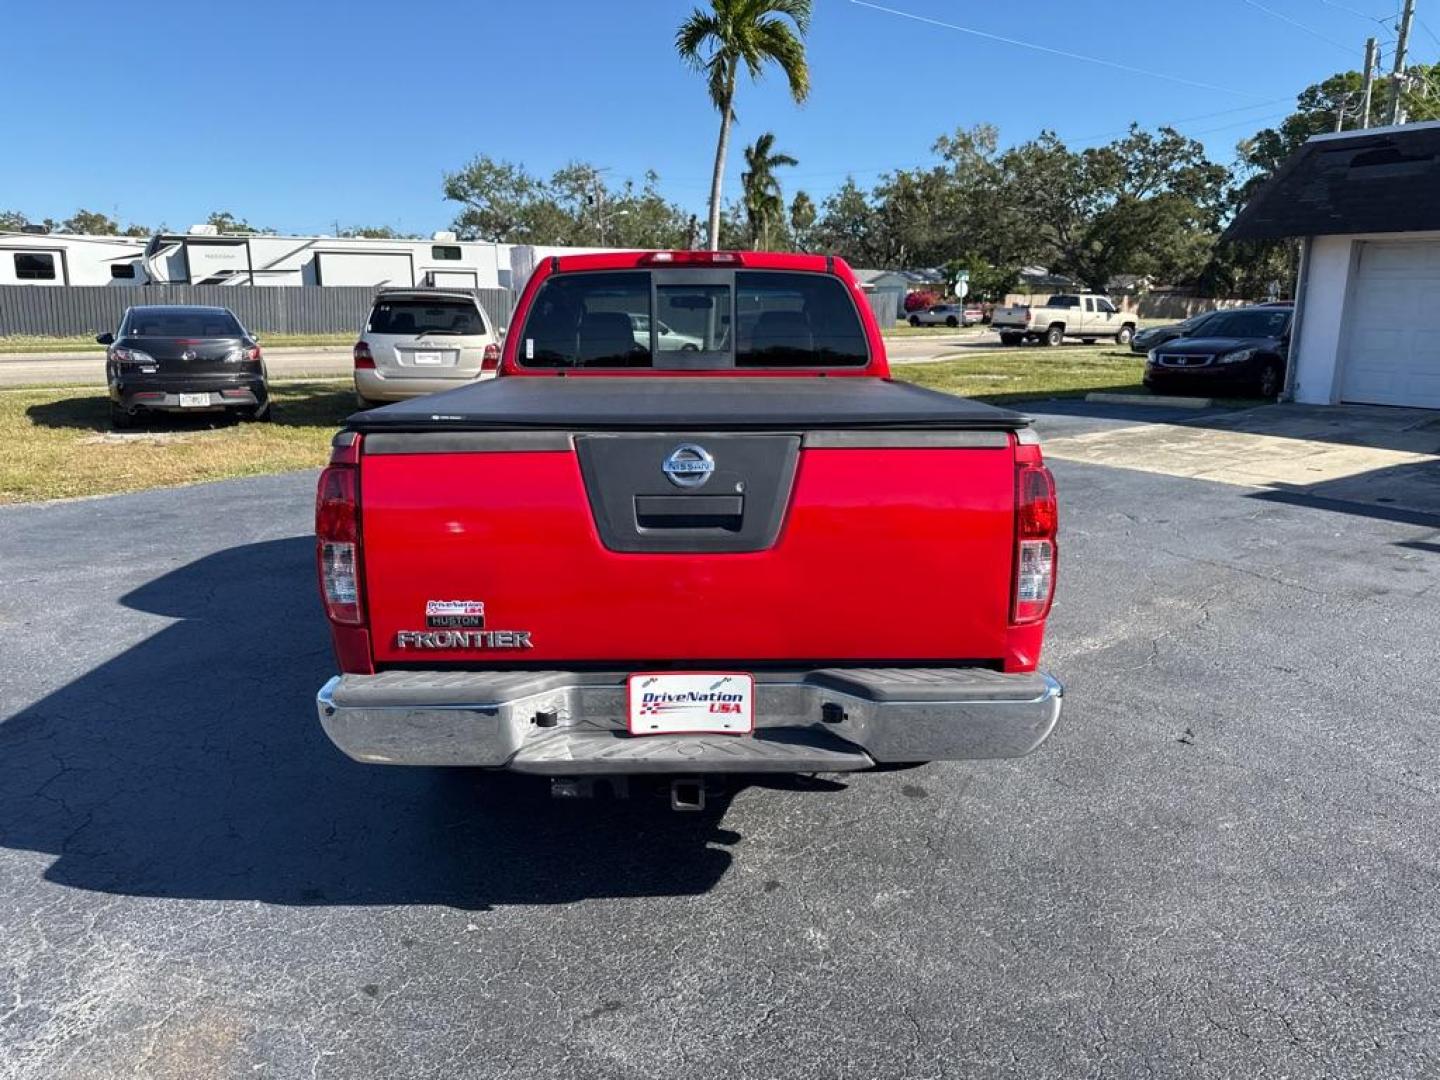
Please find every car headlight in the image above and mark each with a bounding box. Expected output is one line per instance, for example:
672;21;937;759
1216;348;1256;365
1146;350;1158;365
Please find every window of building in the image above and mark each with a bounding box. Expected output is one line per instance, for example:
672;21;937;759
431;245;462;261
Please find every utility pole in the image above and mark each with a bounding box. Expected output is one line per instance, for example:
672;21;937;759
1388;0;1416;126
1360;36;1378;128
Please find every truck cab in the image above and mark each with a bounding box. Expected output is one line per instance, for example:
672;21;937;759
313;252;1062;798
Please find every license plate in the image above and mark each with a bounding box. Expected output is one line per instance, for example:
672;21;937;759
627;672;755;735
178;393;210;407
412;351;443;366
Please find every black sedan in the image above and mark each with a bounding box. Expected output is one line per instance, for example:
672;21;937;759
100;305;270;428
1143;306;1291;399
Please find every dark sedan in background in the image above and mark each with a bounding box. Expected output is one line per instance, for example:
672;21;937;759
1130;313;1211;355
100;305;270;429
1143;305;1292;398
1132;301;1294;355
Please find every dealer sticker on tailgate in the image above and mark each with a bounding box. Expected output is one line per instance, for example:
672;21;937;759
627;672;755;736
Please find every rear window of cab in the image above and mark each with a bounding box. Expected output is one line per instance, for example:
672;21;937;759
516;270;869;369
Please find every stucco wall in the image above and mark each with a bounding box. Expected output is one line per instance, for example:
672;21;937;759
1293;235;1354;405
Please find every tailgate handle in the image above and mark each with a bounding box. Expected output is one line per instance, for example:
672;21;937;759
634;495;743;532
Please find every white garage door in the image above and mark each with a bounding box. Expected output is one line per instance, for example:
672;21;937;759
1339;240;1440;408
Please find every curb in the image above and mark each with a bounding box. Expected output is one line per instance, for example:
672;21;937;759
1085;392;1214;409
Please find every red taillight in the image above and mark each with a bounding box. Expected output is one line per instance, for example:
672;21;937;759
639;251;743;266
482;343;500;371
1013;463;1057;624
246;345;262;361
353;341;375;369
220;388;250;399
316;458;364;625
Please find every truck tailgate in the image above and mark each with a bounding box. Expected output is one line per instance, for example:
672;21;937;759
360;436;1017;664
352;376;1030;667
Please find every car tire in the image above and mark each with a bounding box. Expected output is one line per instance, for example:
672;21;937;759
243;401;273;423
946;316;958;327
1258;362;1282;398
681;343;699;352
354;394;377;410
1045;325;1065;347
1115;324;1136;346
909;316;921;327
1000;332;1023;347
109;403;133;431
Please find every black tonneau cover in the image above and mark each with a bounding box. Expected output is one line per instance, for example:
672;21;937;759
345;377;1030;433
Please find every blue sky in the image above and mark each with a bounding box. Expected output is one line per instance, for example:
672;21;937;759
4;0;1430;236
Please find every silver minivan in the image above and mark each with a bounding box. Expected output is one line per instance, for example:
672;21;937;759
353;288;500;406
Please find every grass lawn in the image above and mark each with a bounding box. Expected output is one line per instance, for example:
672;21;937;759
0;332;354;354
881;324;984;337
1;350;1158;503
901;346;1145;402
0;380;354;504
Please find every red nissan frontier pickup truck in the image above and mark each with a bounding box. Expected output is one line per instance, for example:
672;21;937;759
314;251;1061;800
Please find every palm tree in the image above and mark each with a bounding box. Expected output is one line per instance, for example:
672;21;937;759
741;132;798;250
676;0;811;250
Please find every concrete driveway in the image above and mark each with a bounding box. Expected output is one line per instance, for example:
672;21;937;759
1;412;1437;1079
1044;402;1440;520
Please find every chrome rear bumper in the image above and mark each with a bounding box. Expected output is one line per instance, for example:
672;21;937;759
316;668;1063;773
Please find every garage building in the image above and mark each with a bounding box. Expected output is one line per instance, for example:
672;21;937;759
1223;121;1440;409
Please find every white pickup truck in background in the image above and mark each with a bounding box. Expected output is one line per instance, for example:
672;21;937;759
991;294;1137;347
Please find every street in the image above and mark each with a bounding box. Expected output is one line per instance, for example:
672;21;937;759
0;347;354;388
0;335;1001;389
1;404;1436;1079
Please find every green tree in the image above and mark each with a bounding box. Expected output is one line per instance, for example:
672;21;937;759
443;155;692;248
206;210;271;235
998;126;1226;289
811;178;879;266
789;190;816;251
339;225;411;239
60;209;120;235
443;156;566;242
0;210;29;231
676;0;811;250
740;132;797;249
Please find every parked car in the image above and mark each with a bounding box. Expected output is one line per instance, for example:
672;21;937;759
353;288;500;407
1131;313;1214;355
100;305;269;429
991;293;1137;347
313;251;1062;809
909;303;977;328
1143;305;1292;398
1131;302;1294;354
630;313;704;351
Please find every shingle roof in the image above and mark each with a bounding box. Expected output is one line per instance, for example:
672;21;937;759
1223;121;1440;242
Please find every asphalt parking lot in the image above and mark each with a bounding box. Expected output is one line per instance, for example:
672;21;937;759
2;405;1438;1079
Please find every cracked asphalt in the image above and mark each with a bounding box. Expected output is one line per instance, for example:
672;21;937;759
1;403;1437;1079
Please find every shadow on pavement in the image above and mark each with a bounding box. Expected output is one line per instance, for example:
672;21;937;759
0;536;807;908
